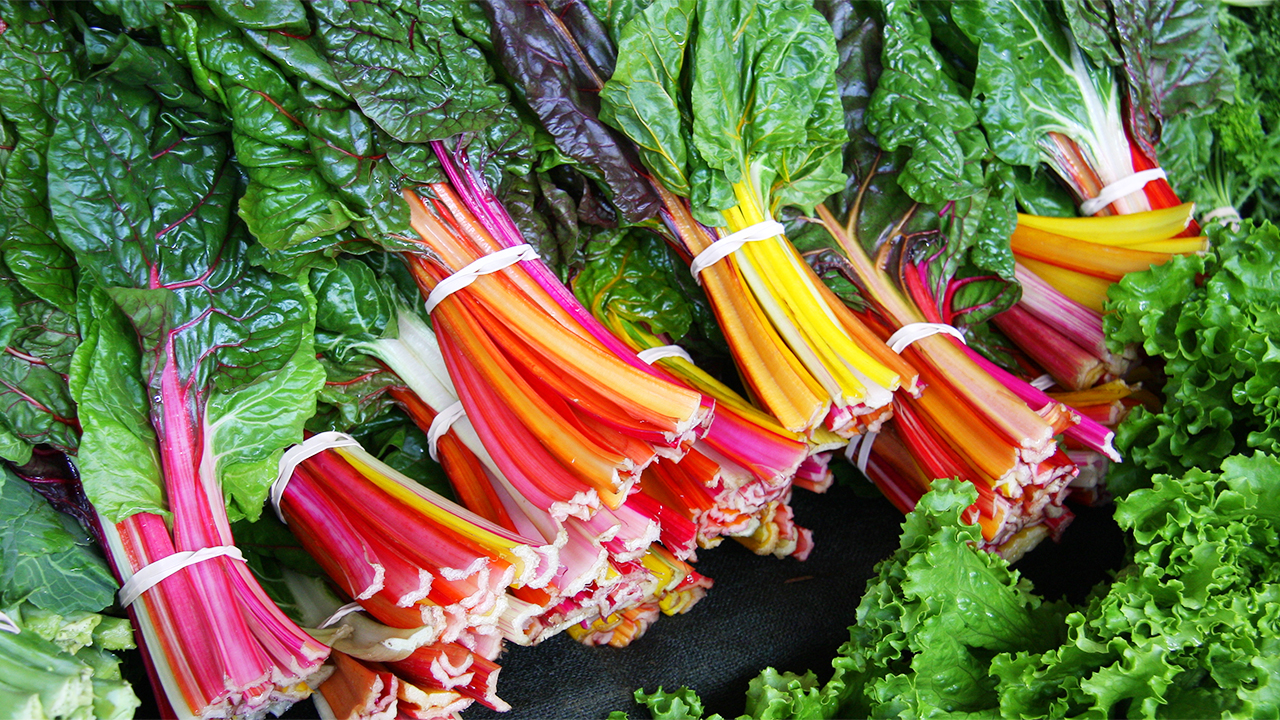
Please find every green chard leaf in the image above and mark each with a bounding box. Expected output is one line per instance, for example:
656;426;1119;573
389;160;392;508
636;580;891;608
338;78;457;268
866;0;985;206
0;0;80;313
573;229;696;342
951;0;1129;179
0;260;80;463
68;284;165;522
598;0;696;198
49;71;322;521
313;0;509;143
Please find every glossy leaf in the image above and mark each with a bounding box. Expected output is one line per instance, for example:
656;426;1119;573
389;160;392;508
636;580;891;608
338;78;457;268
0;0;79;312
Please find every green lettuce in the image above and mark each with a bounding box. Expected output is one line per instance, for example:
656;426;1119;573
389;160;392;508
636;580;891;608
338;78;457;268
1106;219;1280;494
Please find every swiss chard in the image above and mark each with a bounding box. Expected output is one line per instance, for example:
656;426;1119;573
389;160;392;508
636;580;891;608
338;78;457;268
0;0;80;313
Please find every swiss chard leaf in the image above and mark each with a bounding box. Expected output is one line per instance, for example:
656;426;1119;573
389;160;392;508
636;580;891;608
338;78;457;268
479;0;663;225
0;0;80;313
951;0;1127;175
0;261;80;464
597;0;695;199
313;0;509;143
572;229;695;341
68;284;165;522
866;0;985;206
49;73;322;521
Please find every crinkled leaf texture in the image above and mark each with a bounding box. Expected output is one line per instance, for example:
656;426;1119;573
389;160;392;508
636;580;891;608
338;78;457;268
0;260;80;463
49;74;322;522
600;0;846;224
0;0;80;312
995;452;1280;718
0;465;118;615
314;0;509;143
1106;220;1280;489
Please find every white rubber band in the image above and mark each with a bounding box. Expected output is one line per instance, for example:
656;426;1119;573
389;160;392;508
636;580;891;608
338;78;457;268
1030;374;1056;391
0;610;18;634
886;323;967;354
271;432;362;524
424;244;540;315
689;220;785;283
318;602;365;629
118;546;246;607
636;345;693;365
843;432;879;476
1203;206;1241;224
428;401;467;463
1079;168;1166;215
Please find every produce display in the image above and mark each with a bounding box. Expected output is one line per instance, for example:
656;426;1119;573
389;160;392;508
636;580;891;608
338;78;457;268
0;0;1277;719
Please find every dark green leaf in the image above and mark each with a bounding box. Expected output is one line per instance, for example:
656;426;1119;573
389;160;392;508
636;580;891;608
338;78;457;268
0;0;80;312
0;466;118;614
313;0;509;143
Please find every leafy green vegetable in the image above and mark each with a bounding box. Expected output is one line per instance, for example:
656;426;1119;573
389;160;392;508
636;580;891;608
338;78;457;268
0;466;116;615
866;0;985;206
313;0;512;144
0;603;139;720
67;285;164;522
1060;0;1235;158
617;478;1069;719
573;230;698;342
49;69;322;522
0;259;80;465
1106;220;1280;495
0;0;80;313
600;0;846;225
621;451;1280;719
950;0;1130;181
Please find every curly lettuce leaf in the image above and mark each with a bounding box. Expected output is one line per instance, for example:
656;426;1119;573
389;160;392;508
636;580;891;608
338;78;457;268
1106;220;1280;488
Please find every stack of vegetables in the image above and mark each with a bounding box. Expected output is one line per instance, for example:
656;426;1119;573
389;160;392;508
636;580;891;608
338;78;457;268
3;0;1279;718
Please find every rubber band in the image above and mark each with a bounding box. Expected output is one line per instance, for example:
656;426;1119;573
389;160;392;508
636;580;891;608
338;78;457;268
1079;168;1167;215
0;610;18;634
886;323;967;354
689;220;785;283
1204;206;1241;224
1030;374;1056;391
318;602;365;629
636;345;693;365
271;432;362;524
118;546;246;607
424;244;540;315
843;432;878;476
428;401;467;462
